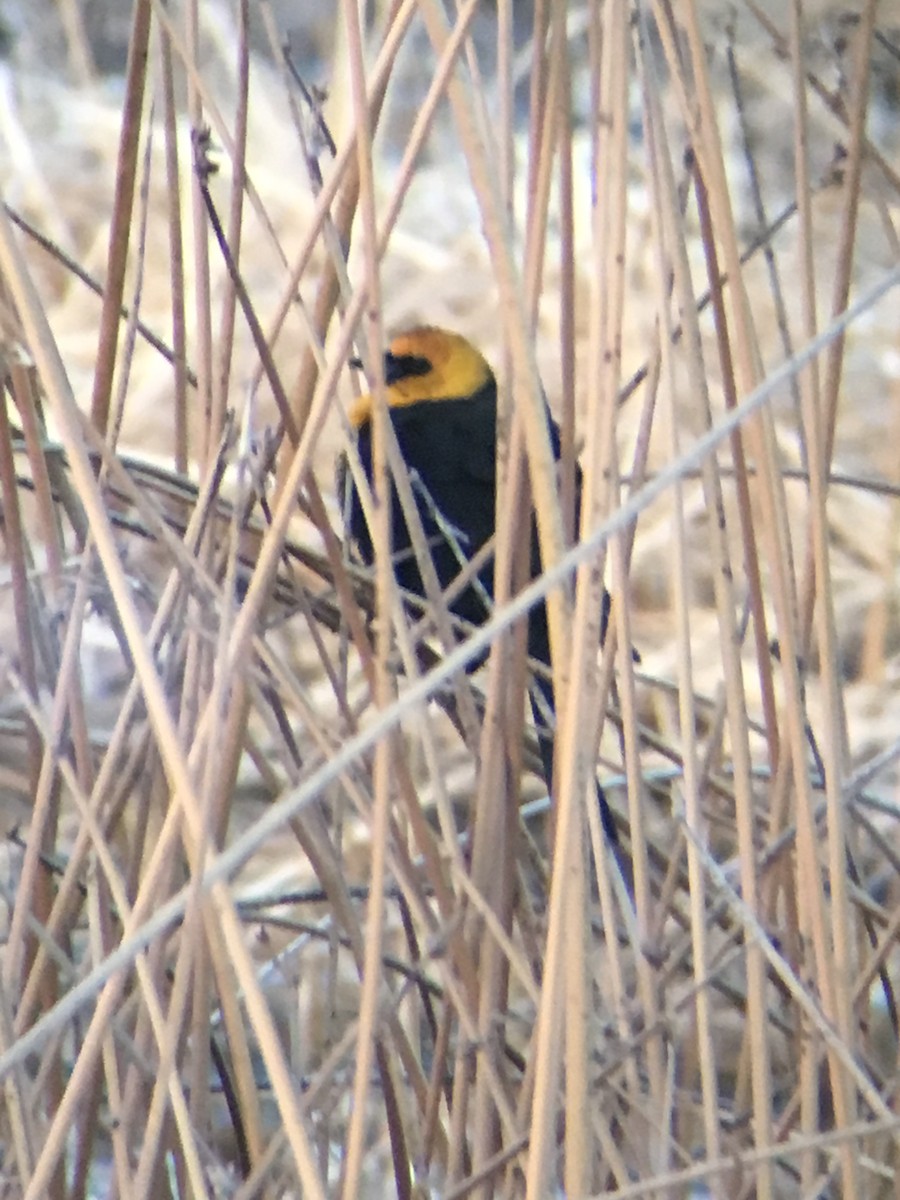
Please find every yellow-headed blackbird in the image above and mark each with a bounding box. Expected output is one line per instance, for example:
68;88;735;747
344;326;618;849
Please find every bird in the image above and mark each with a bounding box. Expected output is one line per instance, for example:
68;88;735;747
342;326;620;851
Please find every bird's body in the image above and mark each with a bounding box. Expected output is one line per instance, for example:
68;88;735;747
344;327;619;848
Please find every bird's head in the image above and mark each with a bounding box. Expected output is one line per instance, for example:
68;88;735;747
349;327;495;428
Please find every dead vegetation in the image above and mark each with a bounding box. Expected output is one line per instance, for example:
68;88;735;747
1;1;900;1197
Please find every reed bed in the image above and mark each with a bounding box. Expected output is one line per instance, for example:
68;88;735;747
0;1;899;1196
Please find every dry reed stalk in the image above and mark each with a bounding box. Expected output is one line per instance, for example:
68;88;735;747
641;9;721;1177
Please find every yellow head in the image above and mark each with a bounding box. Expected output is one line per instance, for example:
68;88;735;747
349;327;494;428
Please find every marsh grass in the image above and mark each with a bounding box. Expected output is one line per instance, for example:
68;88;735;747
0;1;899;1196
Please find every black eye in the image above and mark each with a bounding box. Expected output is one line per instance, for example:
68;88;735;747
384;351;432;385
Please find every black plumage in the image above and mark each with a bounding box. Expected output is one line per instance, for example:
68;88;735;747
344;327;619;848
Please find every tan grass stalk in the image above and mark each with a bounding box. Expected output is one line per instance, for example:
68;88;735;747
0;974;37;1183
639;11;723;1172
797;7;879;1191
181;0;215;469
337;1;395;1193
690;132;781;1200
158;22;190;471
89;0;152;436
210;0;250;440
551;0;631;1191
467;2;572;1182
789;2;846;1191
0;384;46;990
